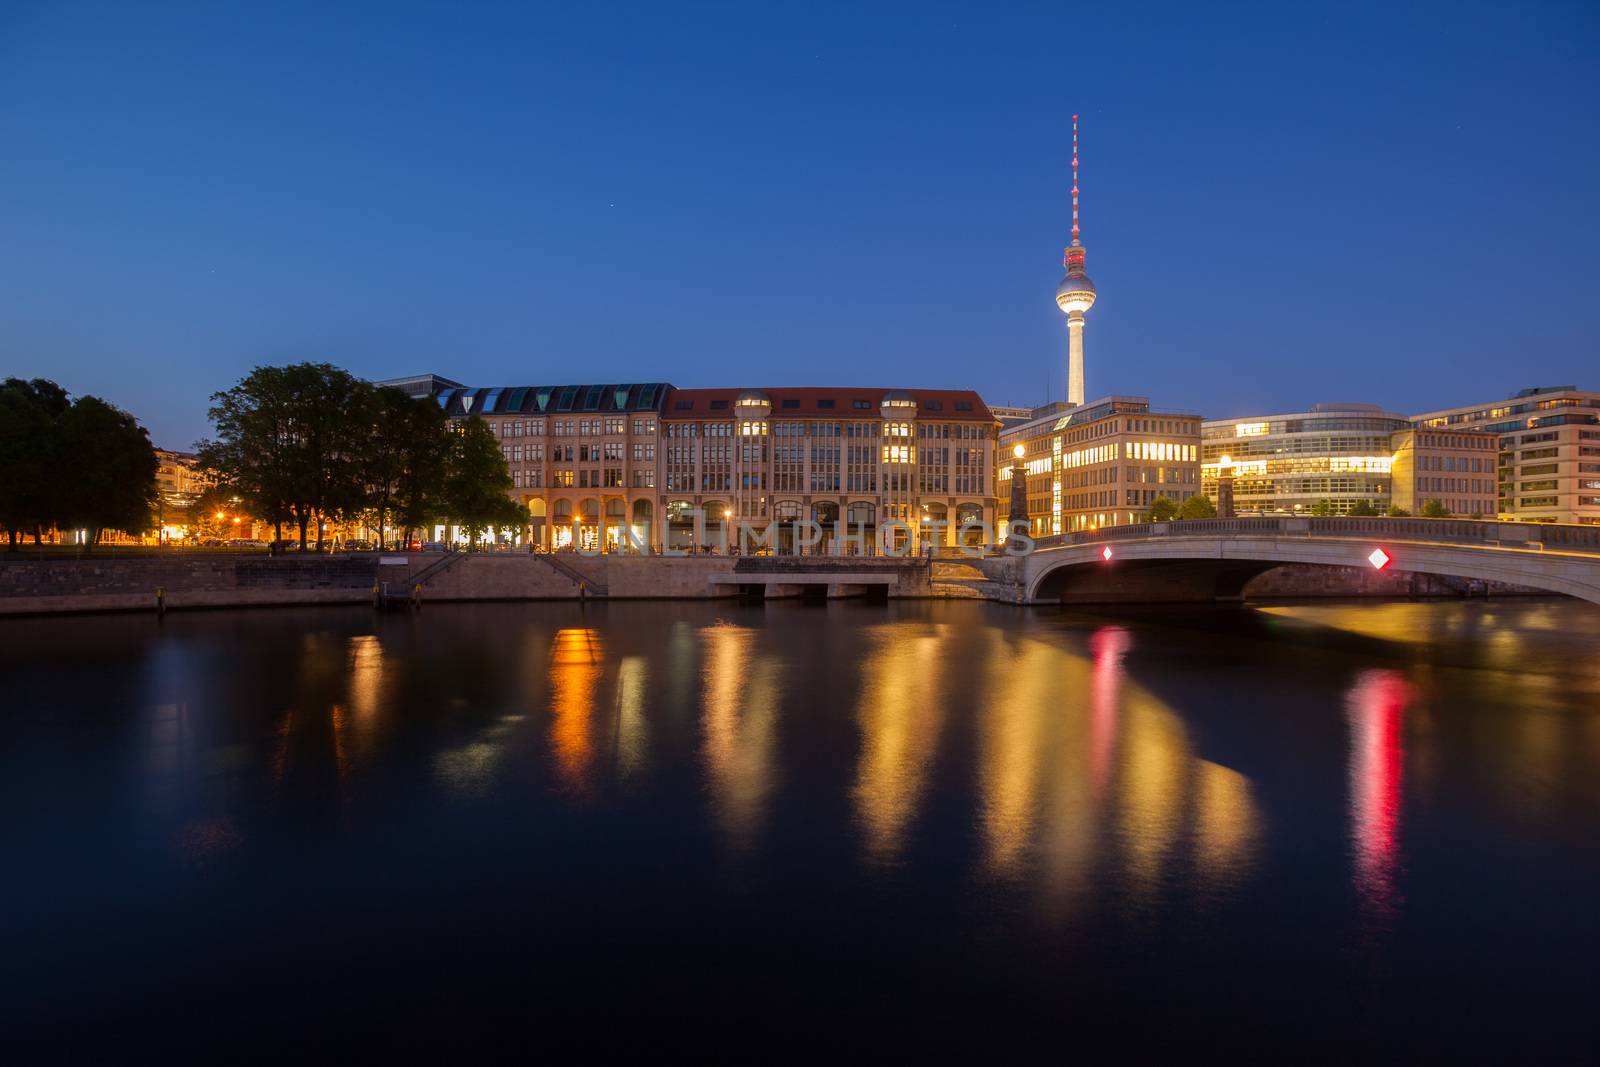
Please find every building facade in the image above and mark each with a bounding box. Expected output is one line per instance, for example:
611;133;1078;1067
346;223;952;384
381;377;1000;551
1202;404;1409;516
1202;403;1497;517
658;387;998;552
1413;386;1600;525
999;396;1202;536
153;449;210;541
1388;428;1498;517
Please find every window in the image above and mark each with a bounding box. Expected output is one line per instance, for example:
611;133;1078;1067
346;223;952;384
853;399;871;410
817;398;835;409
710;399;729;410
674;400;693;410
781;398;799;409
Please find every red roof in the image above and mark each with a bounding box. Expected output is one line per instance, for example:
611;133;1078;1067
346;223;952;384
660;387;996;422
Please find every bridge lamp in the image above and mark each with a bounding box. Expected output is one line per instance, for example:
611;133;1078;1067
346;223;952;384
1101;545;1113;562
1368;547;1391;570
1013;444;1025;460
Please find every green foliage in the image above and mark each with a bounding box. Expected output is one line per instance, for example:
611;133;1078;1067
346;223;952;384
1386;505;1412;517
1145;496;1178;522
0;379;69;547
198;362;380;548
1421;498;1451;518
55;397;159;544
0;379;156;550
364;386;451;547
1348;499;1378;517
1309;498;1336;516
442;416;520;546
1177;494;1217;520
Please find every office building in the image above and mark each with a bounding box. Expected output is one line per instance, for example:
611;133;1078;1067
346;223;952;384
999;396;1202;536
380;377;1000;550
1413;386;1600;525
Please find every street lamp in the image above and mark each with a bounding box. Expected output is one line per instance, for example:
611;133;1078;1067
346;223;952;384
1216;454;1236;520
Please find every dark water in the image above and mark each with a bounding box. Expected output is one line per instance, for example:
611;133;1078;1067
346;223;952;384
2;598;1597;1059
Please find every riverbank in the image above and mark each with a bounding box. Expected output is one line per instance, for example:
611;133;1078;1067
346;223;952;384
0;553;936;615
0;552;1551;616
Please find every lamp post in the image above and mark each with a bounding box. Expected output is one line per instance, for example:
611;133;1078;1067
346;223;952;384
1217;454;1236;520
1007;443;1029;542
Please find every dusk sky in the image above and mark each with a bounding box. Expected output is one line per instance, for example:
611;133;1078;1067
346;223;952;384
2;0;1595;449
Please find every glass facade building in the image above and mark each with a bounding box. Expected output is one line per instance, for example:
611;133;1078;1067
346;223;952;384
1201;404;1411;516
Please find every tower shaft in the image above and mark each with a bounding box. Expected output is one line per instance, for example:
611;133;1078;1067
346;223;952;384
1067;312;1086;406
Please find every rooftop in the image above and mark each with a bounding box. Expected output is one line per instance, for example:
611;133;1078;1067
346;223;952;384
660;387;995;421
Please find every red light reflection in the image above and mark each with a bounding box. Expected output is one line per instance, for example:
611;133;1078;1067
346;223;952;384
1346;669;1411;919
1088;626;1129;797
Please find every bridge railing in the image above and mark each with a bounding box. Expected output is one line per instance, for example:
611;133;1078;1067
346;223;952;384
1031;517;1600;556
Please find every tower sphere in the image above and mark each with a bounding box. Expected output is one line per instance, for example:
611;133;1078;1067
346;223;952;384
1056;272;1096;315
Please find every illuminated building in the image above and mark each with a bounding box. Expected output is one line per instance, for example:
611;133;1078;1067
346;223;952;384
1202;404;1496;517
152;449;210;541
1388;429;1498;517
1054;115;1096;407
998;396;1202;535
381;377;669;549
1413;386;1600;524
660;388;999;552
380;377;999;550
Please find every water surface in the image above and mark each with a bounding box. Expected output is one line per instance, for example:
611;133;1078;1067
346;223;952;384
2;599;1597;1058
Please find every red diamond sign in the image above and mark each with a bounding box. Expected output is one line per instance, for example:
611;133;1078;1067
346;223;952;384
1101;545;1114;561
1368;547;1391;570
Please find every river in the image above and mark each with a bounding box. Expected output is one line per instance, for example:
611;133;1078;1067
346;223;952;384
2;599;1597;1058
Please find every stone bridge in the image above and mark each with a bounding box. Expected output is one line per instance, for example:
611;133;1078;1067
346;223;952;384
980;517;1600;606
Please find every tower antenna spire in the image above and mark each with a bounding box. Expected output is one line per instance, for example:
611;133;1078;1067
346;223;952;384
1055;113;1095;407
1071;113;1081;247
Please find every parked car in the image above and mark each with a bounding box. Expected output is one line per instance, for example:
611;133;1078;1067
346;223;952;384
421;541;447;552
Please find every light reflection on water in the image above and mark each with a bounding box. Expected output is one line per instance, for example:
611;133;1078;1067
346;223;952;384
1346;669;1410;923
701;622;781;850
5;598;1598;1055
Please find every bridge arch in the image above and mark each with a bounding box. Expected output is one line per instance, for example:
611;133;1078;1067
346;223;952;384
1020;524;1600;606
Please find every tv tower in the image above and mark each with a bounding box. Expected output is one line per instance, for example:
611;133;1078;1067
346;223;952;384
1055;114;1096;406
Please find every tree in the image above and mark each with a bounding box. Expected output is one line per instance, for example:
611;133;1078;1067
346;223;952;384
198;363;373;550
0;378;70;548
1177;494;1217;520
1146;496;1178;522
442;416;519;547
1386;505;1412;517
363;386;450;548
1348;499;1378;517
54;396;159;548
1310;498;1336;516
1421;498;1451;518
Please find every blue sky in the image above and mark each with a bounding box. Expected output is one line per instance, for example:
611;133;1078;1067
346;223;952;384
2;0;1595;448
